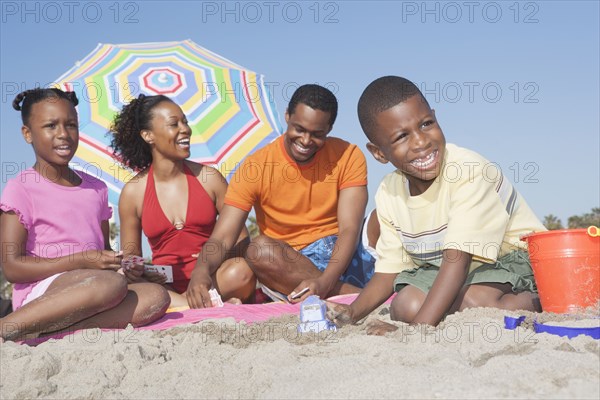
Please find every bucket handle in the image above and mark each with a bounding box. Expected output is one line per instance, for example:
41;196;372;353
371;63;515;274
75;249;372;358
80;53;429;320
587;226;599;237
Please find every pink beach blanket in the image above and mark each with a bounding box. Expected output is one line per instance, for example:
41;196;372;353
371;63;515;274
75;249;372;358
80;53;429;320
140;293;390;331
141;301;302;331
22;293;394;346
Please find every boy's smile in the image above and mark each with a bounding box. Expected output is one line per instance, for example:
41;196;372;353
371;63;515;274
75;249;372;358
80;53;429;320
367;94;446;196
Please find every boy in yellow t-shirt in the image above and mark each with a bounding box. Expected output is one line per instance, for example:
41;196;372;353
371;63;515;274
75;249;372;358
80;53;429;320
328;76;545;329
186;84;375;308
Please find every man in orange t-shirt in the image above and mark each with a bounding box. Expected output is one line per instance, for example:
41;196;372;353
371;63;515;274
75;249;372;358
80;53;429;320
186;84;375;308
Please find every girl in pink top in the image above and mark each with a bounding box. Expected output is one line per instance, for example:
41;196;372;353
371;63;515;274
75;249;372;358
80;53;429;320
0;88;170;341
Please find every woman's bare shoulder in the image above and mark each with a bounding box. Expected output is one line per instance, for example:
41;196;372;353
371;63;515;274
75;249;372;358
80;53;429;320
185;161;225;184
121;169;149;198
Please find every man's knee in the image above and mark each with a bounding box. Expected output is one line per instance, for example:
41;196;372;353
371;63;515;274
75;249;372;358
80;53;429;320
245;235;277;270
223;259;256;286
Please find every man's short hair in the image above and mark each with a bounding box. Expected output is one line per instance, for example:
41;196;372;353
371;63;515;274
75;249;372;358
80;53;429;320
288;84;338;127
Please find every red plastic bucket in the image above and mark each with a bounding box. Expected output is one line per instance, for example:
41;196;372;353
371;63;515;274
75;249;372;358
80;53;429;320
521;229;600;314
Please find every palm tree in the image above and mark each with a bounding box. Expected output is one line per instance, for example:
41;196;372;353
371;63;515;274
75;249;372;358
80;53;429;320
542;214;563;230
246;216;260;238
568;207;600;228
109;222;119;241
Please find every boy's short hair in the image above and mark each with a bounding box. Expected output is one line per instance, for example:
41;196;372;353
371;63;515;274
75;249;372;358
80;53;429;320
288;84;338;127
357;76;429;142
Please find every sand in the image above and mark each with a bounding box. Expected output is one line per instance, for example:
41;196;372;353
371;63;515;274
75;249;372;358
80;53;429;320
1;306;599;399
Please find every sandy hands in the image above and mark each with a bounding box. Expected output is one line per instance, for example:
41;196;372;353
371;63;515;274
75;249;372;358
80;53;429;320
365;319;399;336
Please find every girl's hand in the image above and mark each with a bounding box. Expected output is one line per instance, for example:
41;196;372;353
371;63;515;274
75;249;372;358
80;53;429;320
121;255;144;278
85;250;123;270
121;268;141;283
122;261;144;283
142;270;168;284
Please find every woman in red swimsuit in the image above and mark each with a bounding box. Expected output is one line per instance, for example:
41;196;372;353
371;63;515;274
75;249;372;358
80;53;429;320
110;94;256;307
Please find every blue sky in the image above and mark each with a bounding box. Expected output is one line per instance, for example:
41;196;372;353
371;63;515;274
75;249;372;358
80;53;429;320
1;1;599;254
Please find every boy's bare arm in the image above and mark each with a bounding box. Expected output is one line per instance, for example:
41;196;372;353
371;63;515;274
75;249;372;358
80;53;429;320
326;273;396;325
411;248;471;326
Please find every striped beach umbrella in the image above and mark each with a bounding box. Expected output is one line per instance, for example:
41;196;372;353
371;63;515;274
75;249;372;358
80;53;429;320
54;40;282;206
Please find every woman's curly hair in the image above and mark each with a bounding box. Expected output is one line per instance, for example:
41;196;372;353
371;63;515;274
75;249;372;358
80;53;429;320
109;94;173;171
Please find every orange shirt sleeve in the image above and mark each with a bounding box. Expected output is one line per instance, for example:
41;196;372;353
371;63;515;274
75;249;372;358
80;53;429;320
339;144;368;190
224;157;260;212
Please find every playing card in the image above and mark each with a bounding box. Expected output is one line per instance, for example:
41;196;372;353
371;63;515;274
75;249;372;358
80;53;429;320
121;255;144;271
209;288;224;307
144;264;174;283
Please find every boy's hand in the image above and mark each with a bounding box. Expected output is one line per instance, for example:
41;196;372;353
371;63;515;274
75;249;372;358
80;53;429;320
186;268;213;308
366;319;399;336
325;301;354;326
